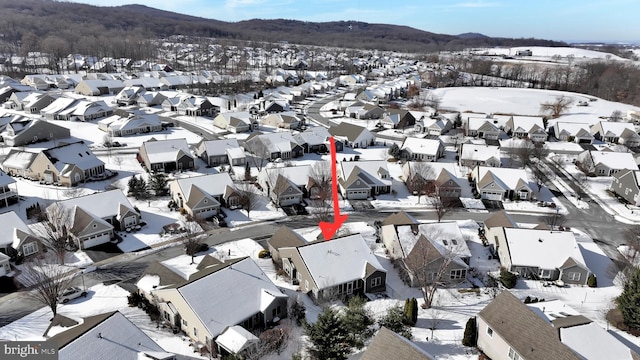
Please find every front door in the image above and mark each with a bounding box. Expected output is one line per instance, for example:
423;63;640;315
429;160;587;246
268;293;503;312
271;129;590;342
346;282;353;294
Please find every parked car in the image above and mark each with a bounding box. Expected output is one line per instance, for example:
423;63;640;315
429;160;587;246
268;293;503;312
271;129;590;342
58;287;88;304
212;214;227;227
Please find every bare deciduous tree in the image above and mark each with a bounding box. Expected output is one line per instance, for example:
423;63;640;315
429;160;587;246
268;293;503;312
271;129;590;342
431;196;455;222
237;183;261;218
405;162;436;204
21;257;73;317
309;161;333;222
181;215;206;265
403;229;465;308
33;203;74;264
540;95;574;118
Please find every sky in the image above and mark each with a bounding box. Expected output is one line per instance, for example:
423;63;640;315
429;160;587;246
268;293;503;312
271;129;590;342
67;1;638;43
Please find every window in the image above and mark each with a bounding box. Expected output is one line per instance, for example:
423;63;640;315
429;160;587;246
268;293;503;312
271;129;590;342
370;277;382;288
22;242;38;256
539;269;552;278
442;239;448;246
182;319;188;327
567;272;581;281
486;327;493;337
163;311;170;321
508;347;521;360
305;280;309;291
193;327;198;337
450;269;466;279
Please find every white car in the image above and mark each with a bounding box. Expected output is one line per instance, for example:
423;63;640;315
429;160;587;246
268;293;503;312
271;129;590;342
58;287;88;304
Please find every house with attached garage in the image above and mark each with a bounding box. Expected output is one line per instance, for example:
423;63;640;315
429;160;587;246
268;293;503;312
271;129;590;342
380;109;416;129
5;91;58;113
169;172;235;219
553;122;594;143
328;122;375;148
257;165;316;207
338;160;392;200
136;91;168;107
75;79;125;96
0;211;45;261
400;137;444;162
212;112;256;133
459;143;501;168
464;116;501;140
358;327;436;360
470;166;533;201
0;168;18;207
590;121;640;147
49;311;173;360
176;96;218;117
139;257;287;356
381;222;471;287
418;116;452;136
97;112;162;137
244;131;303;161
401;162;463;198
504;115;547;142
345;102;386;120
576;150;638;176
294;126;343;153
492;227;591;285
266;226;308;264
194;138;245;167
114;86;145;106
138;138;195;173
610;169;640;206
261;111;302;130
55;189;141;233
477;291;582;360
278;234;386;302
2;141;105;186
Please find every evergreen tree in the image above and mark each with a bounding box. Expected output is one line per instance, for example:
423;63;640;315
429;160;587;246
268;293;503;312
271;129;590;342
343;296;374;349
587;274;597;288
500;268;517;289
129;175;151;200
306;307;351;360
410;297;418;325
462;317;477;347
388;143;401;159
148;173;168;196
617;267;640;330
127;175;139;196
378;304;413;340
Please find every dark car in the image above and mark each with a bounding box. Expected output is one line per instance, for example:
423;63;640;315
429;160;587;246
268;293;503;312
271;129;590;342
212;214;228;227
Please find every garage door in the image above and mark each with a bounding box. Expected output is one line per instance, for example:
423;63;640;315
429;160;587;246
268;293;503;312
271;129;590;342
348;190;368;200
482;192;502;201
83;233;111;249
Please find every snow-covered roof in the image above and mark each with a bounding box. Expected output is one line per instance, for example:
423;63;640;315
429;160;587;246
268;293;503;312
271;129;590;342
0;168;16;187
2;149;38;170
475;166;531;191
555;122;592;136
45;142;104;172
588;151;637;170
174;173;234;199
56;189;136;220
261;165;312;187
199;138;240;157
401;137;441;155
297;234;385;289
215;325;259;354
560;322;636;360
226;147;246;160
460;143;500;161
55;312;166;359
142;138;192;164
504;228;587;270
177;257;286;338
0;211;31;248
396;222;472;261
340;160;392;187
250;131;299;153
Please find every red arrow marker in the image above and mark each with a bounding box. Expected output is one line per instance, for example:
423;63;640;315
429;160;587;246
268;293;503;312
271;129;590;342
319;136;348;241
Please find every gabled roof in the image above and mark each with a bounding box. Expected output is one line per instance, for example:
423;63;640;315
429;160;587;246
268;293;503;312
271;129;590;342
503;228;587;270
396;222;472;262
478;291;581;360
173;173;234;200
401;137;442;155
296;234;385;289
360;327;435;360
141;138;193;164
340;160;391;188
475;166;532;191
197;138;241;157
460;143;500;162
215;325;259;354
2;148;38;169
586;151;637;171
56;189;137;220
381;211;419;227
50;311;167;359
69;205;112;235
0;211;33;248
174;257;287;338
0;167;16;187
328;122;371;142
43;141;104;172
268;225;307;250
483;210;518;229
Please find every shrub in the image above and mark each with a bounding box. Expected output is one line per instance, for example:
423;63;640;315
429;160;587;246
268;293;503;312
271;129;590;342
462;317;477;347
500;268;517;289
587;274;597;288
524;296;532;304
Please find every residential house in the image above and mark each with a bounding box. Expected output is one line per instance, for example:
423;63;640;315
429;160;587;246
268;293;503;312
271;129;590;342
381;222;471;287
554;122;594;143
339;160;392;199
98;113;162;137
142;257;287;354
611;169;640;206
358;327;435;360
40;97;79;120
329;122;375;148
212;112;256;133
258;165;314;206
261;111;302;130
492;227;591;285
401;162;463;198
194;138;245;167
294;126;343;153
345;102;385;120
137;91;168;107
401;137;444;162
379;109;416;129
176;96;218;117
56;100;112;121
504;116;547;142
263;100;291;114
75;79;125;96
477;291;582;360
49;311;172;360
6;91;58;114
2;141;105;186
267;226;308;264
470;166;533;201
55;189;141;233
419;117;452;136
279;234;386;302
138;138;195;173
0;168;18;207
169;173;235;219
0;211;44;260
1;118;70;146
114;86;146;106
459;143;501;168
465;117;501;140
160;74;194;90
244;132;303;161
576;150;638;176
590;121;640;147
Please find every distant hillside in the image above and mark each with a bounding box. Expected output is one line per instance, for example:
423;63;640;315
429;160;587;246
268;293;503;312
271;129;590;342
0;0;565;54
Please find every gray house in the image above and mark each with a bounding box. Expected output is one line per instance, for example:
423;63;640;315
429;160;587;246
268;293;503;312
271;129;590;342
611;169;640;206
